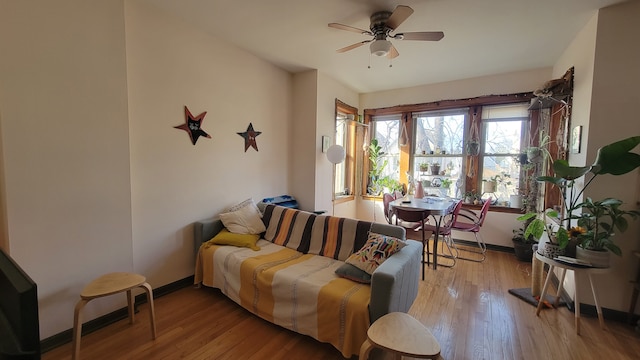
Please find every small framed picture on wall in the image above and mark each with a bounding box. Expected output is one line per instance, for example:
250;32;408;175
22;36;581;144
571;125;582;154
322;136;331;153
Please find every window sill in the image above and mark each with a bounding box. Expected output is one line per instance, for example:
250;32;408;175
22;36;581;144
333;195;354;204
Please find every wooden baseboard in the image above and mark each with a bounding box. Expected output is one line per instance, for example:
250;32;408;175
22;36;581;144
40;275;194;353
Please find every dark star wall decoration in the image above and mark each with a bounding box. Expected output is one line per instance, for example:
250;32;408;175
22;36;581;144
174;106;211;145
237;123;262;152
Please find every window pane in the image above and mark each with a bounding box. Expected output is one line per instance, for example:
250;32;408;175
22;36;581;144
480;103;528;205
414;114;465;155
414;156;464;198
335;119;347;195
373;117;400;180
481;156;520;204
484;120;523;154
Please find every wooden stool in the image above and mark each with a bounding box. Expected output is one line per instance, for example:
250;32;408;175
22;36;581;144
71;272;157;360
360;312;441;360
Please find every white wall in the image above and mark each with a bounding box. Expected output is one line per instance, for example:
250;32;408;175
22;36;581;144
357;68;552;247
0;0;293;339
548;12;599;301
576;1;640;312
291;71;318;212
125;2;292;287
0;0;133;338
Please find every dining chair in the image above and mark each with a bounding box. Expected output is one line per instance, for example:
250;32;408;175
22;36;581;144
382;193;396;224
422;199;463;268
449;198;491;262
394;207;432;280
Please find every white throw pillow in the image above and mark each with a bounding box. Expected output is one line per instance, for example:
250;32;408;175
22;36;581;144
219;199;266;235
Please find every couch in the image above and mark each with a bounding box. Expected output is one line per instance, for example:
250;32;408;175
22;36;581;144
193;204;421;357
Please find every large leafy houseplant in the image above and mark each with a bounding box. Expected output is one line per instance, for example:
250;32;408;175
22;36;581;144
525;136;640;255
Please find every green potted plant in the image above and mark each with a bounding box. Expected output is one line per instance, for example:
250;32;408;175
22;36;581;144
378;176;404;195
568;197;639;267
518;211;569;258
512;216;538;261
419;162;430;172
525;136;640;263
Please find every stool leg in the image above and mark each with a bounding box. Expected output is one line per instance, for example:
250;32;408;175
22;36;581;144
72;299;89;360
140;282;157;339
359;339;375;360
126;289;135;324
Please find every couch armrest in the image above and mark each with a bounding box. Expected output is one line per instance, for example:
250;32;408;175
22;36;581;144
369;240;421;323
193;218;225;255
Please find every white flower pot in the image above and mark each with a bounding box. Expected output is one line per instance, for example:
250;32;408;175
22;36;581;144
509;195;522;209
539;242;564;259
576;246;610;268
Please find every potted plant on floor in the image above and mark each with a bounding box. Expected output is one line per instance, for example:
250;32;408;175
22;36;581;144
527;136;640;264
512;217;538;261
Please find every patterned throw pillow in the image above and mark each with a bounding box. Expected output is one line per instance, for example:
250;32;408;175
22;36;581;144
344;232;407;275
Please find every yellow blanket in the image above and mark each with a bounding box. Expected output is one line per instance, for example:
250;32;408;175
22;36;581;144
195;240;370;357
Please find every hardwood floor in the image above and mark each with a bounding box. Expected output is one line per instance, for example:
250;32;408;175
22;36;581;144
43;246;640;360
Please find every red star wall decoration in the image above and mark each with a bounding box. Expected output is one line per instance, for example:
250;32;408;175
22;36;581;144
174;106;211;145
237;123;262;152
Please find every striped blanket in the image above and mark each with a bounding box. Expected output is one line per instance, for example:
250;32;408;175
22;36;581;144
195;240;371;357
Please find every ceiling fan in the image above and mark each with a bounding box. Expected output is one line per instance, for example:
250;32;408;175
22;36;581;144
328;5;444;59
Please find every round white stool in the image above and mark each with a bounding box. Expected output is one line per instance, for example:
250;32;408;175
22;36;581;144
360;312;441;359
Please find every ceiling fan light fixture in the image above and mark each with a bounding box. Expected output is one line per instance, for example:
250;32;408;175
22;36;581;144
370;39;391;56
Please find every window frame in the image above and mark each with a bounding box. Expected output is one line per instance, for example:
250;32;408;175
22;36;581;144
362;92;535;213
334;99;358;202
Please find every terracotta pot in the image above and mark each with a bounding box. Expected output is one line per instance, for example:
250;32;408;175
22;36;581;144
576;246;610;268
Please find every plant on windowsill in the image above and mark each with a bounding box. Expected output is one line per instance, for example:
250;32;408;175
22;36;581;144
482;173;511;194
523;136;640;264
378;176;404;195
367;138;388;196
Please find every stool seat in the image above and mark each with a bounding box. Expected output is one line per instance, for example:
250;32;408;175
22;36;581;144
360;312;441;359
72;272;156;360
81;272;146;299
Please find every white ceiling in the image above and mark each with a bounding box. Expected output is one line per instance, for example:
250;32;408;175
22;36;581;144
144;0;625;93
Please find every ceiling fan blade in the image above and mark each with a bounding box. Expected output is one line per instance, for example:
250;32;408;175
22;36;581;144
385;5;414;30
387;44;399;59
395;31;444;41
328;23;373;36
336;40;372;53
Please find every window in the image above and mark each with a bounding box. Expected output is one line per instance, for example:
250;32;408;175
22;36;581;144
335;99;357;199
412;109;466;198
479;104;529;204
363;92;534;211
372;115;401;178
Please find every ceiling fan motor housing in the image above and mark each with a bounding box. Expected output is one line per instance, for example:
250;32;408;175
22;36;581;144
370;11;392;36
369;11;393;56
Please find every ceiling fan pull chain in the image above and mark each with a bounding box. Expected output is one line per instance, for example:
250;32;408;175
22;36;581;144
368;53;371;69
